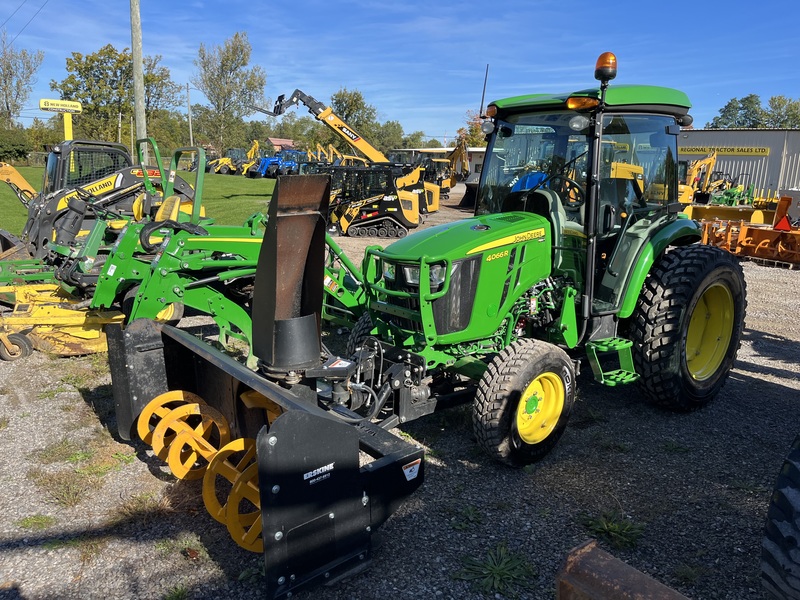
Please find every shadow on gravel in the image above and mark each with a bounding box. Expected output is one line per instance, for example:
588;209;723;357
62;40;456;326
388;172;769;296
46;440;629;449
742;327;800;368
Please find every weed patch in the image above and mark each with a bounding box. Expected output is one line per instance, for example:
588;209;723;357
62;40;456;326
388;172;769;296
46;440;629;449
16;514;57;530
28;468;95;507
581;511;644;549
454;542;535;595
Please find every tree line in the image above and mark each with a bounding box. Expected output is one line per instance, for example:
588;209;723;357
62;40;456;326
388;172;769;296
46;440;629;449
0;31;455;162
705;94;800;129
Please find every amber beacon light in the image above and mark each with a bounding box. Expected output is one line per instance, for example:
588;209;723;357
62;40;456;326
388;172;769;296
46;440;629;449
594;52;617;83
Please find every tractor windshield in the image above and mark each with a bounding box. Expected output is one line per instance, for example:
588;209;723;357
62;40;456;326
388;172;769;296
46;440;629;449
476;111;590;216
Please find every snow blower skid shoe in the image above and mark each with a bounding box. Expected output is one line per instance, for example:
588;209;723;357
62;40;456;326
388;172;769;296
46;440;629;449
107;174;424;599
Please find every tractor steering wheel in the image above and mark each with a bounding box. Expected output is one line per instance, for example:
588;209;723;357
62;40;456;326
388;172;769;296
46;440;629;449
549;176;585;209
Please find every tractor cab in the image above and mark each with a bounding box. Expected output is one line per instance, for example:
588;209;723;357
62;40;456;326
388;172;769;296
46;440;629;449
476;61;695;329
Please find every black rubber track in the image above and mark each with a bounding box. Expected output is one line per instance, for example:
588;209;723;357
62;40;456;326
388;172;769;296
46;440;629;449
630;244;746;411
763;435;800;599
473;338;575;466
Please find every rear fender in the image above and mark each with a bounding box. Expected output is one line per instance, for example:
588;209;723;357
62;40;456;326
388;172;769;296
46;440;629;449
617;217;701;319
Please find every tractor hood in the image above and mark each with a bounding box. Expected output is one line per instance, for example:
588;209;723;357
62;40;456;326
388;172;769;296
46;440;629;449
379;211;551;261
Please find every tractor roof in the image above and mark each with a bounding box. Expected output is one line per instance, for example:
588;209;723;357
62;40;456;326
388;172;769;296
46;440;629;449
491;85;691;117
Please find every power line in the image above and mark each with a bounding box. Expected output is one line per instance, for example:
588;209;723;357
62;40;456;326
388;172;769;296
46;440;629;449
9;0;48;46
0;0;28;30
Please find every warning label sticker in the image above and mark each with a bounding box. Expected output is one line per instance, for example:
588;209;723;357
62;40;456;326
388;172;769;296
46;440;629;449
402;458;422;481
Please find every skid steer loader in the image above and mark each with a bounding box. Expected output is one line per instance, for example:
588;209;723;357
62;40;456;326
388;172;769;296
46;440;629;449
107;52;746;597
0;143;205;360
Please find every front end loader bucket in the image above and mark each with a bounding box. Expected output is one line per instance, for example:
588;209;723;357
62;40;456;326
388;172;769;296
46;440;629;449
107;175;424;598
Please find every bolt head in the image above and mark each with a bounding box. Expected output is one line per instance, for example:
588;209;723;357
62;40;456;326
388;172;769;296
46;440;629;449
268;435;278;446
271;484;280;494
274;531;283;541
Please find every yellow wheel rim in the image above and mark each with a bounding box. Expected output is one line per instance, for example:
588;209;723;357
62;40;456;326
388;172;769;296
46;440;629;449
515;372;565;445
685;282;734;381
154;303;178;322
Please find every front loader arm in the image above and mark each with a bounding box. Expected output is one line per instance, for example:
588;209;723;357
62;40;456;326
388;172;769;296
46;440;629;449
0;162;36;207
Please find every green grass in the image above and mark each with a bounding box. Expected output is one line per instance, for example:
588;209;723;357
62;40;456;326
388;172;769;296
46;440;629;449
0;165;40;234
0;165;275;237
16;514;57;530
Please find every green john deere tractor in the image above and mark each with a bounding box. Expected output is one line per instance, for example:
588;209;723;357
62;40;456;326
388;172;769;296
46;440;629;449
106;53;746;598
346;51;747;465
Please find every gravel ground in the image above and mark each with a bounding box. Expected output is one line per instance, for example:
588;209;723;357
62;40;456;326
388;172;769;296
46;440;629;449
1;185;799;599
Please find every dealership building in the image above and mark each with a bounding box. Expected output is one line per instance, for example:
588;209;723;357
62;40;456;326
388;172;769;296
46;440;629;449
678;129;800;203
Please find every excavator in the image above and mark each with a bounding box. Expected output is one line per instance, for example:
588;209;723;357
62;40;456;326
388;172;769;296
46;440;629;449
424;138;471;199
252;89;439;237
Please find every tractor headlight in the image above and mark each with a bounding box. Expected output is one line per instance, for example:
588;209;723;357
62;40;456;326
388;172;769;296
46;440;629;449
402;263;447;287
429;263;447;286
402;265;420;285
383;262;396;281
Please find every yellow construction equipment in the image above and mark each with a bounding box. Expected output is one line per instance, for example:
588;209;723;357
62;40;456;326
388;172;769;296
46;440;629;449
254;89;440;215
0;283;124;360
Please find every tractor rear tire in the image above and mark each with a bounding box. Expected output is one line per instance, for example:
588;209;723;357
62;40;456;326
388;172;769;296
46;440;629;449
762;434;800;599
0;333;34;361
473;339;575;466
630;244;746;411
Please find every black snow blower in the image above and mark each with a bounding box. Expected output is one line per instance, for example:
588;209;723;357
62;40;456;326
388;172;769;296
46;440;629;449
107;174;424;598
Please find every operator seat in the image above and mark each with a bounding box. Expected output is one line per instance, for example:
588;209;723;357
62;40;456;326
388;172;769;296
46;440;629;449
598;178;627;236
526;189;584;272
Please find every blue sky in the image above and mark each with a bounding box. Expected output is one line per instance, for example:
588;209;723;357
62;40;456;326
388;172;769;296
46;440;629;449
8;0;800;145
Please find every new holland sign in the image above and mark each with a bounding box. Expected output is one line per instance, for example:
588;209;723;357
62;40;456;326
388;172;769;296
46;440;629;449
38;99;82;114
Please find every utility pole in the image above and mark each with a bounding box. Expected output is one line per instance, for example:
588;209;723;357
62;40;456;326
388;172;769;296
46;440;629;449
187;83;193;146
130;0;147;160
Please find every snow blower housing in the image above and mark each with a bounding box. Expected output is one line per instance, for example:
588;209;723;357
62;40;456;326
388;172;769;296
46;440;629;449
107;175;424;599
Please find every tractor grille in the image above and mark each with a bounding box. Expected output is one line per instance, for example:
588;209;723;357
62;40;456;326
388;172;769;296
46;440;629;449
431;257;480;335
382;257;481;337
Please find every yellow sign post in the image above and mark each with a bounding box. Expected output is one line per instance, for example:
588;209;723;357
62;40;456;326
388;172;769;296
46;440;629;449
38;99;82;141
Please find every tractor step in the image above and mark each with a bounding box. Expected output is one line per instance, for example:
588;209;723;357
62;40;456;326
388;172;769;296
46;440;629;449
585;337;640;387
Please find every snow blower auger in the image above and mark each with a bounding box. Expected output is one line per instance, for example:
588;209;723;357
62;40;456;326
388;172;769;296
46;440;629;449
107;174;424;599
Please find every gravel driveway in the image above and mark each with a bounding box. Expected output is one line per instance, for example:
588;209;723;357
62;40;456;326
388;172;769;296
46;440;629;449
1;187;798;599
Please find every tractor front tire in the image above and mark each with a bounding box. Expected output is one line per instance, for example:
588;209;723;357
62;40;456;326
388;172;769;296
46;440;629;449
630;244;746;411
218;165;230;175
122;286;184;326
0;333;34;361
762;434;800;599
473;339;575;466
346;312;375;356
